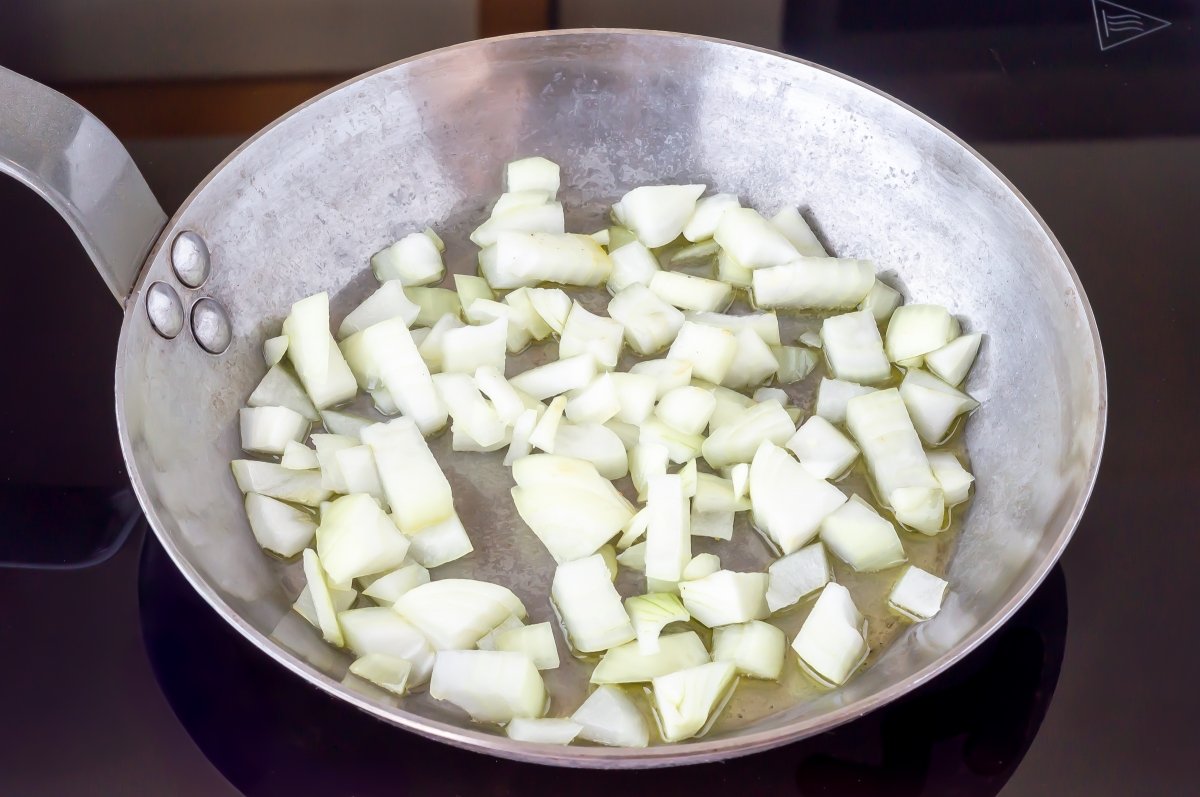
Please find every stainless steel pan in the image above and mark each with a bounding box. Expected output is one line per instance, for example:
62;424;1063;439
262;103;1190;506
0;30;1105;767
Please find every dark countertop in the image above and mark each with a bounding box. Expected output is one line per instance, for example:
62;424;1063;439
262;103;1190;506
2;5;1199;795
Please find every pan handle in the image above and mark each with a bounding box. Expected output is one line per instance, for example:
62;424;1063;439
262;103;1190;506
0;66;167;306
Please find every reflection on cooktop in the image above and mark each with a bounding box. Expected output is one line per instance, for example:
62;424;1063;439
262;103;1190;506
139;536;1066;795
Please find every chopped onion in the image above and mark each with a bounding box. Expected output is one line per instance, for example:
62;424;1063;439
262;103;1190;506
667;321;738;385
280;440;319;470
506;156;560;195
565;372;621;425
820;495;906;572
923;332;982;387
629;358;694;398
712;620;786;680
301;549;343;646
463;298;530;353
607;284;685;355
503;408;540;466
506;717;582;745
315;494;410;585
430;650;546;723
884;304;958;364
858;280;902;324
898;368;979;445
887;566;949;621
407;287;462;328
690;508;734;541
721;327;779;390
338;281;421;339
263;335;289;367
470;201;565;247
359;317;448;434
693;472;750;513
510;353;597;400
371;231;445;286
453;273;494;314
480;232;612;289
511;455;634;562
679;570;769;627
590;631;710;684
617;542;646;572
791;582;868;688
684;311;781;346
559;303;624;369
401;512;474;568
821;309;892;385
432;372;507;449
713;207;800;269
338;607;435;684
651;660;737;742
649;271;733;313
769;207;827;258
814;377;877;425
701;400;794;469
927;450;975;506
528;395;567;453
785;415;860;480
239;406;308;455
293;582;356;629
347;653;412;695
526;287;572;334
616;508;649;550
333;445;387;507
552;422;629;479
706;385;756;431
311;433;357;492
683;193;740;242
626;593;690;654
395;579;525;651
717;249;754;287
474;365;528;424
656;385;716;436
607;240;661;293
494;622;561;670
361;418;456;534
282;292;359;409
610;372;658;424
362;562;430;604
613;184;705;248
639;418;703;464
890;486;946;535
682;553;721;581
438;317;507;375
631;443;670;501
765;541;831;613
244;493;316;557
752;387;789;406
752;257;875;309
571;685;649;748
552;553;636;653
232;460;331;507
644;474;691;582
749;441;847;554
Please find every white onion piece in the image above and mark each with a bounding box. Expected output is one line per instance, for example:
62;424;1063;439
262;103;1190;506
503;408;540;466
371;231;445;287
552;554;636;653
402;291;457;332
565;373;620;425
610;372;658;424
821;310;891;385
347;653;412;695
494;622;561;670
683;193;740;242
362;563;429;604
891;486;946;535
769;207;827;258
651;661;737;742
432;372;507;448
414;313;464;373
283;292;359;409
717;250;754;287
506;718;581;745
339;281;420;341
645;474;691;583
463;299;530;353
470;201;565;247
752;258;875;309
844;388;939;507
361;418;455;534
616;507;650;550
401;512;474;567
682;553;721;581
649;271;733;313
439;317;507;375
571;685;649;747
293;582;356;629
476;616;526;651
301;548;343;646
510;354;597;400
820;494;906;572
721;328;779;390
690;508;733;541
395;579;525;651
706;385;756;431
679;570;769;627
339;607;435;684
281;440;319;470
791;582;869;688
244;493;316;557
605;419;640;450
655;385;716;436
785;416;860;480
334;445;387;507
765;541;831;612
667;321;737;384
526;287;572;334
629;358;693;398
552;423;629;480
927;451;975;506
510;477;633;562
493;190;553;215
639;418;703;465
528;395;567;453
887;566;949;621
815;377;877;425
631;443;669;502
263;335;289;367
898;368;979;445
701;400;794;469
712;620;786;680
729;463;750;501
480;232;612;289
684;311;780;346
884;304;958;364
607;240;661;293
239;406;308;455
506;156;560;195
607;284;685;355
590;228;611;246
678;458;697;498
315;494;410;585
749;441;847;554
232;461;331;507
858;279;903;324
924;332;982;386
753;387;789;406
360;317;448;434
613;184;705;248
474;365;527;424
430;650;546;723
626;592;690;654
453;273;494;314
616;542;645;572
773;345;819;384
559;303;624;369
451;426;510;454
693;473;749;513
590;631;710;684
714;207;800;269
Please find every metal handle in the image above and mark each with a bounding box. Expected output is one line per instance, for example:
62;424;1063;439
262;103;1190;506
0;66;167;305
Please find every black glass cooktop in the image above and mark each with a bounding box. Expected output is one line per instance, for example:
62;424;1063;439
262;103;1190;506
3;3;1199;795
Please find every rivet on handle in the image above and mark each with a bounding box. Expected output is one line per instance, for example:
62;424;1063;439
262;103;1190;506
190;297;232;355
171;230;211;288
145;281;184;339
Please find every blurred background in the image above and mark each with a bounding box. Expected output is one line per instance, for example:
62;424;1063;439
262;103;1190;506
1;2;1197;796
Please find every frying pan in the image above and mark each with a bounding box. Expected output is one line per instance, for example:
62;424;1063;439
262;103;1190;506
0;30;1105;767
